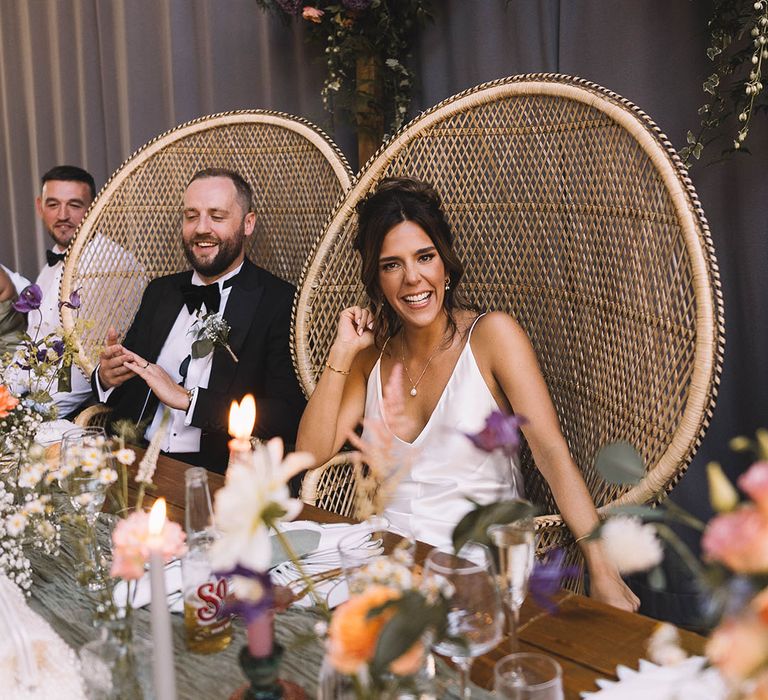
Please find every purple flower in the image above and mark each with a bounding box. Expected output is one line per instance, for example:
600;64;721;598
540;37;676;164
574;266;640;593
275;0;302;14
59;288;81;310
36;347;48;362
214;565;273;623
529;549;580;612
342;0;372;10
12;284;43;313
465;411;528;456
51;339;66;357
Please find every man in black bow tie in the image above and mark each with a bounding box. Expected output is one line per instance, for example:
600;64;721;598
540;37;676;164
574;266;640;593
1;165;96;416
94;168;306;472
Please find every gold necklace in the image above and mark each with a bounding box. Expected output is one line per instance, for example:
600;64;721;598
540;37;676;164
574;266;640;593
400;335;444;397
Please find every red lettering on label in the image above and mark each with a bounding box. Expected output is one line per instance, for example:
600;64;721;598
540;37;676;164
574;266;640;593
196;578;228;622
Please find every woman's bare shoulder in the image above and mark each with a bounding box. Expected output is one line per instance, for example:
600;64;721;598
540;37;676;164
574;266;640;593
472;311;528;341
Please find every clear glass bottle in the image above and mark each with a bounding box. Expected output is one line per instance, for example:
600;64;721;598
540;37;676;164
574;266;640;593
181;467;233;654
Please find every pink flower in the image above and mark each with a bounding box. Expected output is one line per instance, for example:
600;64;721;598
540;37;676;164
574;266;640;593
302;6;324;22
706;615;768;682
702;505;768;573
110;510;186;580
739;461;768;514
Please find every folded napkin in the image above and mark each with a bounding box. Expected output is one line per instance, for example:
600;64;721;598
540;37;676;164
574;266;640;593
35;419;79;446
581;657;727;700
0;575;87;699
270;521;383;608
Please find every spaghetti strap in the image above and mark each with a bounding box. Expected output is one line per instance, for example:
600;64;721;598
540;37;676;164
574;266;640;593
467;312;487;339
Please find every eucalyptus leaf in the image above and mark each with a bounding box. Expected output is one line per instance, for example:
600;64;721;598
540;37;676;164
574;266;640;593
57;358;72;392
595;442;645;485
371;606;428;676
191;338;213;359
605;504;664;521
452;498;536;553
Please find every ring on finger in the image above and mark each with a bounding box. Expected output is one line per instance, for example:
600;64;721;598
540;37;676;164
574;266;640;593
143;361;150;369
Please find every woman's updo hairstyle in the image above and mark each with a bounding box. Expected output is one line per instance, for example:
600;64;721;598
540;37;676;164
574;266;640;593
354;176;470;348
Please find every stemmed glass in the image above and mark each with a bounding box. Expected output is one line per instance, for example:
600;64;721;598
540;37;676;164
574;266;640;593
424;543;504;700
60;427;111;590
488;514;536;651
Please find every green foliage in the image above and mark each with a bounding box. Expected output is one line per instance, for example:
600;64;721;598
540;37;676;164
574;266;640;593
681;0;768;166
452;498;536;553
594;442;645;485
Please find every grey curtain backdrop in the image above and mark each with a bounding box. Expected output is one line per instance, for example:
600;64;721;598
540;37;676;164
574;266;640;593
1;0;766;527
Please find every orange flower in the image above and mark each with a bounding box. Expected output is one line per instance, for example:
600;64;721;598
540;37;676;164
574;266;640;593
327;585;423;676
0;385;19;418
706;614;768;682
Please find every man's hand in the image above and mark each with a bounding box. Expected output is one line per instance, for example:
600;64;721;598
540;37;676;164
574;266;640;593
97;327;137;389
124;351;191;411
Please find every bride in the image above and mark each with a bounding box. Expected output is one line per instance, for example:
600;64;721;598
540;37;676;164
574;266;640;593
296;177;639;611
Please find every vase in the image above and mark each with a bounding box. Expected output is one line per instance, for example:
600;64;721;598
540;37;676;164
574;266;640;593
79;618;150;699
317;654;436;700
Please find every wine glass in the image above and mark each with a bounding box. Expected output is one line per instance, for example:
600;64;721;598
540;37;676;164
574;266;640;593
424;543;504;700
494;653;564;699
488;515;536;650
60;427;111;590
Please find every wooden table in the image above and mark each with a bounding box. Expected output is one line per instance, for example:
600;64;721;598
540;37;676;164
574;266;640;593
141;452;706;699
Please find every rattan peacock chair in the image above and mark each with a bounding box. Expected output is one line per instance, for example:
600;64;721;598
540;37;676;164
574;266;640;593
60;110;352;427
295;74;725;576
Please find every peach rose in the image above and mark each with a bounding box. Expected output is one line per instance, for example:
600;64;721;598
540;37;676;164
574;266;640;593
740;462;768;515
327;585;423;676
751;671;768;700
0;385;19;418
706;615;768;682
702;506;768;573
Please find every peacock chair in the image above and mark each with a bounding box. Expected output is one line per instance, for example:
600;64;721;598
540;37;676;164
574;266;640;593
295;74;725;579
60;109;352;428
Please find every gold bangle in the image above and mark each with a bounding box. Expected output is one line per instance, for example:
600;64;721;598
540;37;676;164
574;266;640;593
574;533;591;544
326;361;351;376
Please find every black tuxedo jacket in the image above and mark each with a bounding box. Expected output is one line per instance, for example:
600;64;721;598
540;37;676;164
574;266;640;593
98;259;306;472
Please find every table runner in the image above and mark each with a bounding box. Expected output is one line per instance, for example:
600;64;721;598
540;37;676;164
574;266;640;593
26;521;492;699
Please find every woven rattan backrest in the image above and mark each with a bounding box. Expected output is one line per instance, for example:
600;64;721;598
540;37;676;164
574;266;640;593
294;74;724;516
61;110;351;375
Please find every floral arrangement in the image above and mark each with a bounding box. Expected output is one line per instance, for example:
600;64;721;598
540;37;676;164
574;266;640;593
189;312;238;363
255;0;431;137
681;0;768;165
593;429;768;699
4;284;87;412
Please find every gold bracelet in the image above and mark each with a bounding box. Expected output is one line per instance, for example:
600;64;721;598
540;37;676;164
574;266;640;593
574;533;591;544
186;387;195;411
326;361;351;376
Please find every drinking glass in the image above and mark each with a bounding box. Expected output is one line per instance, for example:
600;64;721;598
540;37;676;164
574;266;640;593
60;427;111;590
488;514;536;650
494;653;564;699
424;543;504;700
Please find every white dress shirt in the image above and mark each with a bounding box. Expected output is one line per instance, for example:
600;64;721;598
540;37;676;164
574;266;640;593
97;262;243;454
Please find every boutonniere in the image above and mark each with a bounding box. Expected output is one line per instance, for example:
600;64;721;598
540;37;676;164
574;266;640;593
189;312;238;363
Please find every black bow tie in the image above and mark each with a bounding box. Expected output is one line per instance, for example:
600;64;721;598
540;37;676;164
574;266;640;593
46;250;66;266
181;282;222;314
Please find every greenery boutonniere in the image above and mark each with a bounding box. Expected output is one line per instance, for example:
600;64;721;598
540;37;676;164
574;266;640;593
189;312;238;363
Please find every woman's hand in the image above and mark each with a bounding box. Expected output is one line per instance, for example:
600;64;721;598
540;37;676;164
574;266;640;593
333;306;375;356
588;565;640;612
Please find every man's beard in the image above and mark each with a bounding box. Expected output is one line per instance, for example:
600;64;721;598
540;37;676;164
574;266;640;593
183;220;245;277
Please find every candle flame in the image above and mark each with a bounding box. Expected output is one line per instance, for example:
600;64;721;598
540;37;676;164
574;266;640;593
228;394;256;440
148;497;167;536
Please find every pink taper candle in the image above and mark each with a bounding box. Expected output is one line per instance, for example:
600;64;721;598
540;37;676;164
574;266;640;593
246;609;274;658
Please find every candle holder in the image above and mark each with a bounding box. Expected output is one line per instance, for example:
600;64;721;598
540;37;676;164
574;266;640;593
229;643;307;700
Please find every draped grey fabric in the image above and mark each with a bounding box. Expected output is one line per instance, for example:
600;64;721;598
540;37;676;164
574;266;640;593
0;0;765;526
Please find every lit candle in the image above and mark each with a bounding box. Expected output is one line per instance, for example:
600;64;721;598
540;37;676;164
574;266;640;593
148;498;177;700
227;394;256;469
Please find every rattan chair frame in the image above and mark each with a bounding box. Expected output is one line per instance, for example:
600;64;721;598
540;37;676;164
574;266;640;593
60;110;352;377
294;74;725;555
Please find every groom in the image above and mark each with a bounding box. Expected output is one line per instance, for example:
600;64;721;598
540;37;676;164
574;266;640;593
93;168;305;472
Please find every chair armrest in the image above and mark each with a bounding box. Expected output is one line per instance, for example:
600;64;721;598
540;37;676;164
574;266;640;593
73;403;112;428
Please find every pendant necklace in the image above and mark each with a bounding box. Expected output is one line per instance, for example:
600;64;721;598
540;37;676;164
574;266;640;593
401;334;444;397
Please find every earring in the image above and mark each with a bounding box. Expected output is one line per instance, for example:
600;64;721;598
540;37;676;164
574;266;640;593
444;278;450;291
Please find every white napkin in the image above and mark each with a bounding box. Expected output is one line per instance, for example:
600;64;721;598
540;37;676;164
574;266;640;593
35;419;79;446
581;656;727;700
0;575;87;699
113;560;183;614
270;521;382;608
